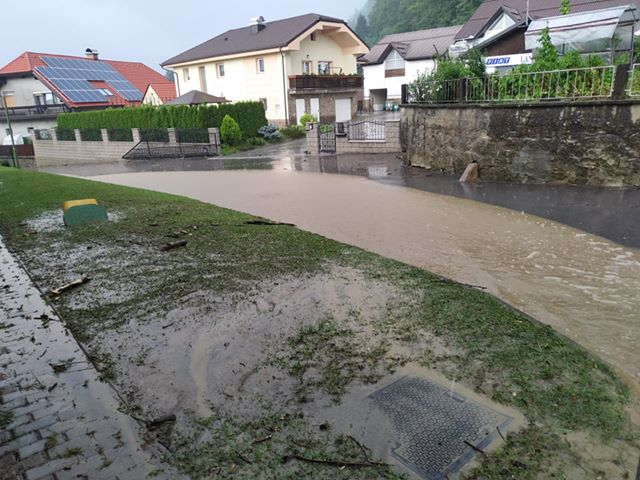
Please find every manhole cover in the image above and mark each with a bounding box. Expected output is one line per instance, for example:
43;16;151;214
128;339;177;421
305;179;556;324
370;376;512;480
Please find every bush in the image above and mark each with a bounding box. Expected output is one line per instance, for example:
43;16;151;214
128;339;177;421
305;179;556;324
299;114;317;126
57;102;267;139
80;128;102;141
280;125;306;139
140;129;169;143
220;115;241;145
176;129;209;143
258;124;283;141
107;129;134;142
56;128;76;141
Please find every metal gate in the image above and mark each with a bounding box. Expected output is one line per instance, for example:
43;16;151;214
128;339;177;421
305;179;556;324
319;124;336;153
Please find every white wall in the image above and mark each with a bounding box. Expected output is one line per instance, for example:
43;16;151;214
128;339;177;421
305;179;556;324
0;76;51;107
0;118;56;144
363;58;436;102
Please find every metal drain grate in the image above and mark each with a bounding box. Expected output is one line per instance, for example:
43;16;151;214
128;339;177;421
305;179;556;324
370;376;512;480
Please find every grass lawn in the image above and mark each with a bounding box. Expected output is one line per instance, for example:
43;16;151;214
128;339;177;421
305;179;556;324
0;166;637;479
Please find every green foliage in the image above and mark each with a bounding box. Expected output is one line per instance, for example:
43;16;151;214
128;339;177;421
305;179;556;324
175;129;209;143
220;115;241;145
560;0;571;15
57;102;267;139
360;0;483;46
0;410;14;427
140;129;169;143
299;113;318;126
107;128;134;142
280;125;307;139
55;128;76;141
80;128;102;141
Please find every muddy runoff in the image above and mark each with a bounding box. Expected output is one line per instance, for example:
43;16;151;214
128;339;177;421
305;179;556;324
97;171;640;391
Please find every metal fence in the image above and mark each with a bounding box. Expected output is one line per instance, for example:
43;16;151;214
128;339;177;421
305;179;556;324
410;66;617;104
629;64;640;97
347;120;386;141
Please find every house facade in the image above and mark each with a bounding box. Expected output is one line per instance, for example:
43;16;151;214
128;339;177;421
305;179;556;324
451;0;638;71
360;26;460;111
142;82;179;106
0;50;176;144
162;14;369;125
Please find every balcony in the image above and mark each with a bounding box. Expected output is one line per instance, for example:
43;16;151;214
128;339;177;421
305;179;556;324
2;104;69;121
288;75;363;92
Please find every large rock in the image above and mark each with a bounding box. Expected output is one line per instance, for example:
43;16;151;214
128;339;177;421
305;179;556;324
459;162;479;183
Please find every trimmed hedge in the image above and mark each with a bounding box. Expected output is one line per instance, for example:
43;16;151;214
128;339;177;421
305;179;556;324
57;102;267;139
80;129;102;141
56;128;76;141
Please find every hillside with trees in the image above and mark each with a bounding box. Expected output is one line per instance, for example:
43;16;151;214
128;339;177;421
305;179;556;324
353;0;483;46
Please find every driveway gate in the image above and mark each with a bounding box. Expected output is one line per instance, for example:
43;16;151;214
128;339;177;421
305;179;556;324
319;124;336;153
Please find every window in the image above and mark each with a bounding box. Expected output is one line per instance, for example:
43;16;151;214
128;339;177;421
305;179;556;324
97;88;112;97
256;58;265;74
217;63;225;78
484;14;515;40
310;33;317;41
199;66;207;91
259;98;268;111
318;61;332;75
302;61;312;74
385;50;405;71
183;68;190;81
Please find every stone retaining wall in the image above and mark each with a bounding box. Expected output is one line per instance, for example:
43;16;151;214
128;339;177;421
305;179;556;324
402;101;640;187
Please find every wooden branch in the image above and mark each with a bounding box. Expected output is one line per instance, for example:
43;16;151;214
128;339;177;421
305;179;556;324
284;454;387;469
48;277;90;296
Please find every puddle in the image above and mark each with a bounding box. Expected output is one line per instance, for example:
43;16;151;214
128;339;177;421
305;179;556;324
95;171;640;389
25;209;124;233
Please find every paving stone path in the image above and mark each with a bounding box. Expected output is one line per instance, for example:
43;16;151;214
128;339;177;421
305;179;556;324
0;240;177;480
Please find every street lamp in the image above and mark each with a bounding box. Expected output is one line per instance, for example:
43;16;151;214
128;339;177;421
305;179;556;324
1;91;18;168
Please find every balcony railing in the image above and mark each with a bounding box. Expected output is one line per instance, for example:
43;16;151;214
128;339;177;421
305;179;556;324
2;104;69;119
288;75;363;91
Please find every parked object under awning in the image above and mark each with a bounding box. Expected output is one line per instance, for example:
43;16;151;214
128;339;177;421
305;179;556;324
525;5;638;54
166;90;230;106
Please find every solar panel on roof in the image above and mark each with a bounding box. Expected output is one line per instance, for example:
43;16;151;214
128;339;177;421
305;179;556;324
36;56;143;103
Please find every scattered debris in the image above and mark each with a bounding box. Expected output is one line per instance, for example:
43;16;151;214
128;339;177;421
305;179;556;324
146;414;177;429
243;220;296;227
47;382;58;392
160;240;188;252
464;440;488;457
48;277;90;297
284;454;388;469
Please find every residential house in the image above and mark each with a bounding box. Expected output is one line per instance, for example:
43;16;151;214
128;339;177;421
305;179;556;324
450;0;638;71
0;49;176;143
162;14;369;125
360;26;461;111
142;82;179;106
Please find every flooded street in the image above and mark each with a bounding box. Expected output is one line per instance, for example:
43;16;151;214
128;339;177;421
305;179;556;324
95;170;640;389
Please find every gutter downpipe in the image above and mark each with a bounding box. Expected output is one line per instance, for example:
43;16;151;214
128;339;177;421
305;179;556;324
280;47;289;126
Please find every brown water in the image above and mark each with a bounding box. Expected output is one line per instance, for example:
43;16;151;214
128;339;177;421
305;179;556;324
95;171;640;389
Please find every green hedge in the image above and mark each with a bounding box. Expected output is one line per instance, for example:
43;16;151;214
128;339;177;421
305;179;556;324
56;128;76;141
80;128;102;141
57;102;267;139
107;129;134;142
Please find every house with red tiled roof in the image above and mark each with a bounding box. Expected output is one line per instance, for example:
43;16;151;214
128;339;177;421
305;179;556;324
142;82;180;106
0;49;176;143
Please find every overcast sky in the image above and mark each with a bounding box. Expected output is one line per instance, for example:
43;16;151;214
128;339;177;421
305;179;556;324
1;0;365;72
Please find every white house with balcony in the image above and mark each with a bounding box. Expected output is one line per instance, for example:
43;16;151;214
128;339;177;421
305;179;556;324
162;13;369;125
360;26;461;111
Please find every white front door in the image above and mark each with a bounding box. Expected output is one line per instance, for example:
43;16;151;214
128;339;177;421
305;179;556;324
295;99;306;124
335;98;352;122
310;98;320;121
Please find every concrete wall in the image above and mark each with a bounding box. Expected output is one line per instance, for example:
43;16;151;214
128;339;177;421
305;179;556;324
288;92;357;125
305;120;401;154
33;129;138;167
402;101;640;187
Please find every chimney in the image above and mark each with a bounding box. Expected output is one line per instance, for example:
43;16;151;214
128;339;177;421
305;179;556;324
249;16;266;34
85;48;99;61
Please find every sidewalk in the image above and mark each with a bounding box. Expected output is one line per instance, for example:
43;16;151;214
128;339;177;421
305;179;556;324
0;239;175;480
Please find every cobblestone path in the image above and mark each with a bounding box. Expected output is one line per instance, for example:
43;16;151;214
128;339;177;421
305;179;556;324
0;240;177;480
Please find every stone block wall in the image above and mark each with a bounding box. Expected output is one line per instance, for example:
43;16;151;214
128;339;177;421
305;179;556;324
402;101;640;187
305;121;402;155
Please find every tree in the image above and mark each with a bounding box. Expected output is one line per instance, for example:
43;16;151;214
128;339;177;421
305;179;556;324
560;0;571;15
220;115;241;145
354;14;370;43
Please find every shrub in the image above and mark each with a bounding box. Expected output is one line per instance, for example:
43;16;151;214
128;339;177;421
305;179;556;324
140;129;169;143
220;115;241;145
280;125;306;139
107;129;134;142
56;102;267;139
299;113;317;126
80;129;102;141
56;128;76;141
258;124;283;141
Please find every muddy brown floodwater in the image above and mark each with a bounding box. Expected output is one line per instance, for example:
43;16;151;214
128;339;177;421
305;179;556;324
95;171;640;392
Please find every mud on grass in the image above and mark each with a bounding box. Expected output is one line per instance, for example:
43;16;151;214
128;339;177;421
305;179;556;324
0;168;638;478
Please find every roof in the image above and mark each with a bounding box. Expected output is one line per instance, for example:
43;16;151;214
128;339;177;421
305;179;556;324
166;90;229;105
162;13;355;66
360;25;462;65
0;52;175;108
455;0;638;40
145;82;178;101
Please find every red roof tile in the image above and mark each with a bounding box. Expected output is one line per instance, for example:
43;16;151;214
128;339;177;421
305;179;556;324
145;82;178;102
0;51;176;108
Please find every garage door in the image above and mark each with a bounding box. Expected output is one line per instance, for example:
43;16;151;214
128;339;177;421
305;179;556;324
335;98;352;122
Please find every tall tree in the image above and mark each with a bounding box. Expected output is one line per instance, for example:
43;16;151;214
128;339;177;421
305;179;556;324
355;14;371;43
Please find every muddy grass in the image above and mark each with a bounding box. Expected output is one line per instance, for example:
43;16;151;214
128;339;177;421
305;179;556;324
0;167;638;479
